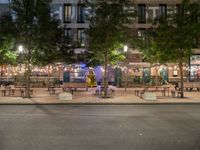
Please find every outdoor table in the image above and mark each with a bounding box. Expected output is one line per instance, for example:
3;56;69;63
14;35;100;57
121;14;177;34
0;87;6;96
144;86;167;96
5;86;11;96
19;88;33;97
48;86;55;91
62;87;74;95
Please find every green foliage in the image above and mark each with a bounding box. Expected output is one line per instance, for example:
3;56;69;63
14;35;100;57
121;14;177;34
0;0;72;66
135;0;200;98
0;37;17;64
136;0;200;64
85;0;134;97
85;0;134;66
0;14;17;64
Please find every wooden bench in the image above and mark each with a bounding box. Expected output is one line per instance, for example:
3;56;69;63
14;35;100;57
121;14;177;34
0;86;12;96
179;82;200;91
145;86;167;96
63;82;88;92
50;87;73;95
19;89;33;97
134;89;145;98
135;86;170;99
147;89;166;96
0;88;6;96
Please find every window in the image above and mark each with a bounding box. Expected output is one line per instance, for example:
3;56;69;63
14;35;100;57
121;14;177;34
65;28;71;46
159;4;167;18
77;28;85;47
64;4;72;23
138;28;146;39
77;4;85;23
176;4;180;14
138;4;146;23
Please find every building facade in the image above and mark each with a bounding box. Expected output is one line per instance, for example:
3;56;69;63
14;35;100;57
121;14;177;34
124;0;200;85
0;0;11;17
51;0;89;55
0;0;200;85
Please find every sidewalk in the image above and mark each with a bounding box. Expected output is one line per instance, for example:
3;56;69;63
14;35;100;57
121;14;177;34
0;88;199;105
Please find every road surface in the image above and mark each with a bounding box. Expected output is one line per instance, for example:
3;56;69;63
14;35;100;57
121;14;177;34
0;105;199;150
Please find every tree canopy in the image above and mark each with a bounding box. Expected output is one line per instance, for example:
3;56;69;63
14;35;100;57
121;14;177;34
0;0;71;97
85;0;134;66
85;0;134;97
135;0;200;97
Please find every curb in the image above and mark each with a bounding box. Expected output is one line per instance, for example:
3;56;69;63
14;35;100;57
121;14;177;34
0;102;200;105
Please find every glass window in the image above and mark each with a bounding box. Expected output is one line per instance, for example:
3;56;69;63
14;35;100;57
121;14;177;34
65;28;71;46
190;55;200;65
175;4;180;14
138;28;146;39
77;28;85;47
159;4;167;18
64;4;72;23
138;4;146;23
77;4;85;23
190;55;200;81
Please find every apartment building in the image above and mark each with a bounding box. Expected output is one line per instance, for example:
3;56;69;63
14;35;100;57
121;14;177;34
0;0;11;17
51;0;89;55
125;0;200;83
0;0;88;54
0;0;199;82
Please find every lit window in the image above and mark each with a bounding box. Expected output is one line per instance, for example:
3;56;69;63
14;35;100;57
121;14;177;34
64;4;72;23
77;29;85;47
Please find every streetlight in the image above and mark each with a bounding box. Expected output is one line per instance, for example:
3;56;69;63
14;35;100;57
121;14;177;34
18;45;24;86
124;45;128;53
18;45;24;53
124;45;128;92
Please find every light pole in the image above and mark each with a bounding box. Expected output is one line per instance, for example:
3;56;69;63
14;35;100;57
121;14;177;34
124;45;128;92
18;45;24;86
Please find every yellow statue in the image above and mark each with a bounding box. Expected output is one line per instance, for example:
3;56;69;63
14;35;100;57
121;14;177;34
86;70;97;87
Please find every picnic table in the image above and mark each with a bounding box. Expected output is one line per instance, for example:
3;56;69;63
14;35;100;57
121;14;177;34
0;87;6;96
63;82;88;91
179;82;200;91
9;86;33;97
134;85;170;98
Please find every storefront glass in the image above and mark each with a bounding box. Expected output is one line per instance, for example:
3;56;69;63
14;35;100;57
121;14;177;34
190;55;200;81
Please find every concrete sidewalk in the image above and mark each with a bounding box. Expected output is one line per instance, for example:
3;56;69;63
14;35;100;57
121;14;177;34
0;88;199;105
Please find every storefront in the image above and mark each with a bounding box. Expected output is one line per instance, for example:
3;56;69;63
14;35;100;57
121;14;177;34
190;55;200;81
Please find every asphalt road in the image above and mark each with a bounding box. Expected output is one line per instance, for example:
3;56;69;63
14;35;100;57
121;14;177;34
0;105;200;150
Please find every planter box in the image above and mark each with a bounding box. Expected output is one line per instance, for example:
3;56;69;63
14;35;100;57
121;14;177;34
58;92;72;101
143;92;157;100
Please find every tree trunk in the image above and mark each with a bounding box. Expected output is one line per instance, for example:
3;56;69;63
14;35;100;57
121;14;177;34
179;57;184;98
25;49;31;98
103;49;108;98
155;67;158;86
48;64;51;88
125;69;127;92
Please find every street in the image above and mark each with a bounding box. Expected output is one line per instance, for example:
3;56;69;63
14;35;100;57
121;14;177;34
0;105;200;150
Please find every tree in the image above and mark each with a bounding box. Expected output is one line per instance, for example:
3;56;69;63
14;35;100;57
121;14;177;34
0;15;17;66
0;0;64;97
136;0;200;98
85;0;133;97
134;28;164;85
